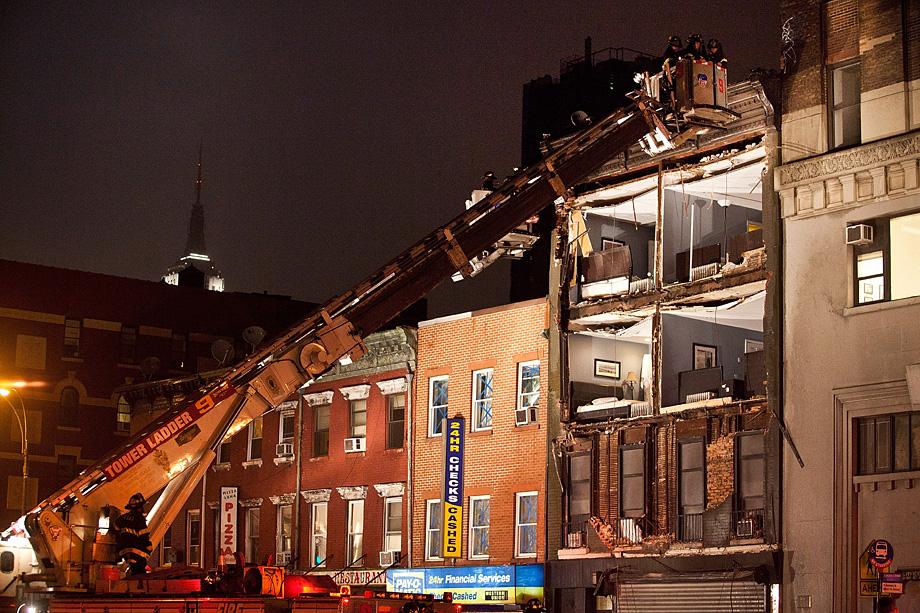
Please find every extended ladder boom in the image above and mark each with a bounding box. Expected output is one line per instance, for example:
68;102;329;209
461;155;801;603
23;95;670;588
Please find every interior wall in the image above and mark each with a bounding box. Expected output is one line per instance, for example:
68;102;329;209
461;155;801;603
662;190;763;282
568;333;648;391
585;216;655;278
660;313;763;406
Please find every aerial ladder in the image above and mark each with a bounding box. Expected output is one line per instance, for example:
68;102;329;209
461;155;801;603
6;88;701;608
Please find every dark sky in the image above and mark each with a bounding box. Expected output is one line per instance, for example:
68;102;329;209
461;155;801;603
0;2;779;318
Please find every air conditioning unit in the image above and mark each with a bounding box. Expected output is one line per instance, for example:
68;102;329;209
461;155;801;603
274;551;291;565
566;532;585;548
275;442;294;457
846;224;874;245
344;437;366;453
515;406;538;426
685;391;716;404
379;550;401;567
736;518;755;538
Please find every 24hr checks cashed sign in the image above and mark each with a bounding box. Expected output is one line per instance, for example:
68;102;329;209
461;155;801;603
442;417;464;558
220;486;238;564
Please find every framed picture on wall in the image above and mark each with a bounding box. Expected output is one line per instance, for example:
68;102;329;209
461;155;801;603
594;359;621;379
693;344;717;370
602;238;626;251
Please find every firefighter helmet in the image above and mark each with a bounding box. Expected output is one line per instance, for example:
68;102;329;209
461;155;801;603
126;492;146;510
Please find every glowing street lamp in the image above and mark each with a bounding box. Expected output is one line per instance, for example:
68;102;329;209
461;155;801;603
0;386;28;516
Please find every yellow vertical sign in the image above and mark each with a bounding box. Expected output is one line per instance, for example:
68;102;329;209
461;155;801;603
442;417;464;558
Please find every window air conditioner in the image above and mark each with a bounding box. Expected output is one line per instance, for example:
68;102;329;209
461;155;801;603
344;437;366;453
379;550;401;567
515;406;538;426
846;224;874;245
275;551;291;565
275;442;294;457
566;532;585;548
736;518;755;538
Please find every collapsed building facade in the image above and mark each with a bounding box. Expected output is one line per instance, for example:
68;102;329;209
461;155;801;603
544;78;784;612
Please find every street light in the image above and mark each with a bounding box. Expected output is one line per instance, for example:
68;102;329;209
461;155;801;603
0;387;28;516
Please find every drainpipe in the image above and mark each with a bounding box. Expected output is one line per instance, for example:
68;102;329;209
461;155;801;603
405;370;414;569
293;391;305;569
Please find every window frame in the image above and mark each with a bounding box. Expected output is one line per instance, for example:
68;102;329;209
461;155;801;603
161;525;174;565
567;449;593;534
348;398;367;439
245;507;260;565
346;499;364;566
857;411;920;475
115;395;131;433
247;417;263;461
60;387;80;428
383;496;402;553
677;438;706;540
468;495;490;560
310;502;328;567
313;404;330;457
63;318;81;358
217;436;232;465
517;360;541;412
471;368;494;432
386;393;406;449
735;432;766;513
619;444;647;519
424;499;443;561
428;375;449;437
277;503;292;560
852;219;890;306
187;509;201;567
827;59;861;150
119;325;137;363
279;409;295;445
515;491;538;558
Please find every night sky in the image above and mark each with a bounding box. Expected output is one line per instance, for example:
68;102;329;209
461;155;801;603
0;2;779;317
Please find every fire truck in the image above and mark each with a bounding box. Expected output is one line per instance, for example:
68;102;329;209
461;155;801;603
0;68;734;612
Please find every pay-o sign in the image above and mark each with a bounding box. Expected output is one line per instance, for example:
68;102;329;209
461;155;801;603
869;539;894;569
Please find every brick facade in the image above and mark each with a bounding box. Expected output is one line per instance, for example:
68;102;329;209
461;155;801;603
411;299;549;567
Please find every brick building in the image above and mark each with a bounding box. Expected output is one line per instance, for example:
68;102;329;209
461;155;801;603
0;259;313;529
399;299;549;611
130;327;415;589
543;72;783;611
776;1;920;611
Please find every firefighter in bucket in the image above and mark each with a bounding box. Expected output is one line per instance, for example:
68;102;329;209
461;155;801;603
113;492;153;576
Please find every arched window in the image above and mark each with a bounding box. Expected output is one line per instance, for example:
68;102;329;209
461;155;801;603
60;387;80;427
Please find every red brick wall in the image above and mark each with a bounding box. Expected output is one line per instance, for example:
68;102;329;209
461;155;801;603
412;299;548;566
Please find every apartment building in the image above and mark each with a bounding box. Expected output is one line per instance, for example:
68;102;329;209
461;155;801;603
776;1;920;610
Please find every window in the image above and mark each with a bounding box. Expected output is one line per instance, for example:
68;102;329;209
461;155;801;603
212;508;220;564
311;502;328;567
63;318;81;358
517;361;540;411
515;492;538;558
383;497;402;553
678;439;705;540
471;369;493;431
161;525;174;565
171;333;187;369
828;61;860;149
852;213;920;305
568;452;592;532
60;387;80;428
386;393;405;449
313;404;330;457
187;509;201;567
277;504;292;560
857;412;920;475
428;376;448;436
56;454;77;480
468;495;490;559
119;325;137;363
736;433;765;512
279;410;295;444
245;508;260;565
425;499;442;560
217;436;232;464
619;445;646;519
346;499;364;565
115;395;131;433
349;399;367;439
247;417;263;461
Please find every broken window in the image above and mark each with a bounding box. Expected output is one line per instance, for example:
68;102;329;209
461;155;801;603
678;439;705;540
619;445;646;519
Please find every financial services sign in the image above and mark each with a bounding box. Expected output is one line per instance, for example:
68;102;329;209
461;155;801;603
442;416;464;558
386;564;544;606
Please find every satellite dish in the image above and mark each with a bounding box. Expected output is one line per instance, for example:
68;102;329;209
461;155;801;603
211;339;236;366
242;326;266;352
139;356;161;381
570;110;592;128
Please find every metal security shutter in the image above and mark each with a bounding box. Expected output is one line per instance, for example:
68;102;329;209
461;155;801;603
617;581;767;613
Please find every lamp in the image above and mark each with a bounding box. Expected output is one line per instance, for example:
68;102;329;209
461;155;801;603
624;371;639;400
0;387;28;516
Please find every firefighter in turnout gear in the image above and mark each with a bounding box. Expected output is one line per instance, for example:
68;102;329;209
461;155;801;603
113;492;152;576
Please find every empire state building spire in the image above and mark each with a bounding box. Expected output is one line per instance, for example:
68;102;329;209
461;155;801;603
163;141;225;291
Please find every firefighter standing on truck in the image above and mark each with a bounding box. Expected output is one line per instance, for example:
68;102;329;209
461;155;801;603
113;492;152;576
